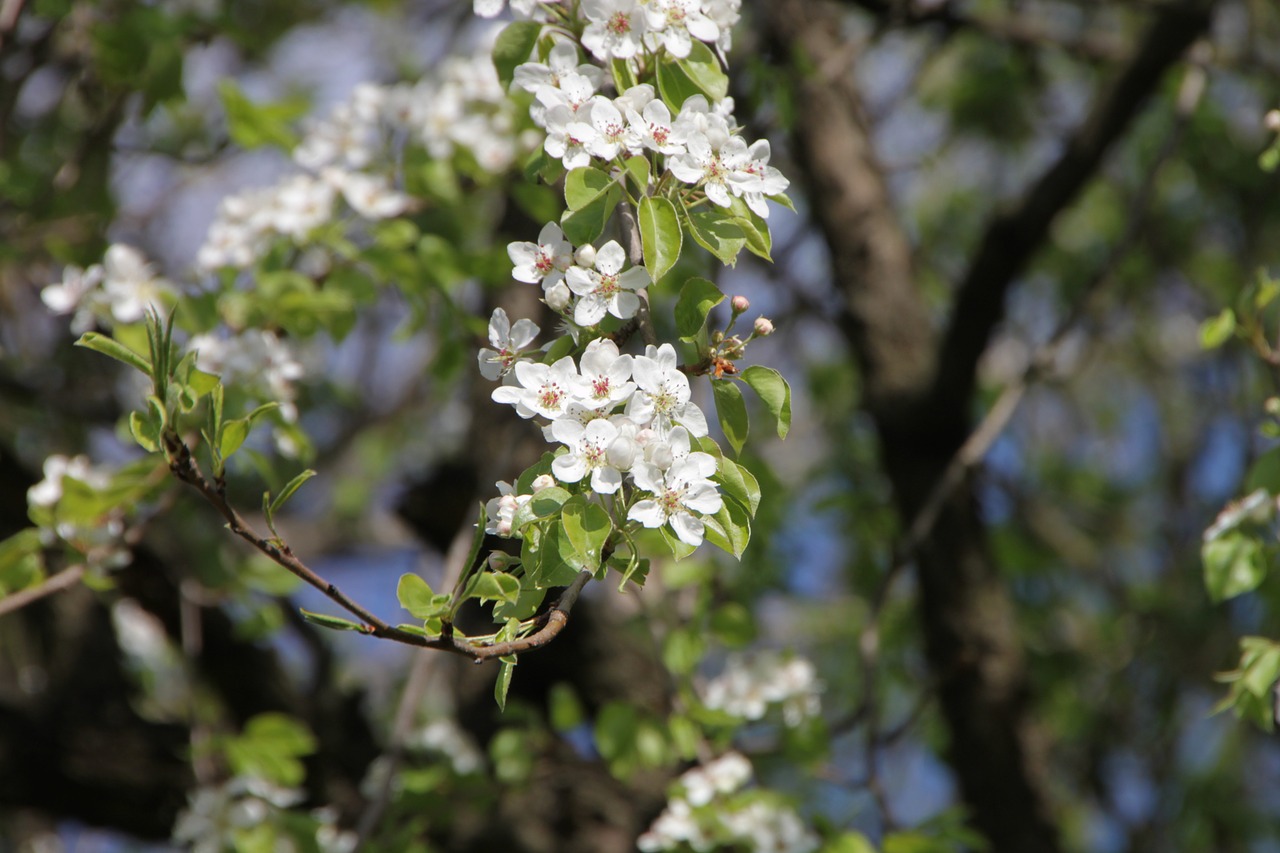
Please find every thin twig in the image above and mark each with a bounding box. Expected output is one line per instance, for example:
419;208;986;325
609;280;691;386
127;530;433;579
0;565;85;618
161;430;592;661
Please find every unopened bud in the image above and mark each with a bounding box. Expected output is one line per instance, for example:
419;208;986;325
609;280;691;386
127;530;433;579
753;316;775;336
488;552;516;571
574;244;596;268
531;474;556;492
545;280;572;311
731;295;750;313
1267;110;1280;133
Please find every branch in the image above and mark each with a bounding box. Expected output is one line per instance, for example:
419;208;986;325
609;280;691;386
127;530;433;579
161;431;591;662
932;0;1216;415
0;565;85;618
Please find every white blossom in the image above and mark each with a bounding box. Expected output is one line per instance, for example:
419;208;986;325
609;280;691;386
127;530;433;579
492;356;581;419
577;338;636;409
643;0;719;58
479;308;540;380
550;417;625;493
628;452;722;547
582;0;647;61
565;239;650;326
509;222;574;290
626;343;708;437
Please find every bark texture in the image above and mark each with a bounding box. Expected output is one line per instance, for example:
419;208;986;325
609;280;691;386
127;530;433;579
763;0;1215;850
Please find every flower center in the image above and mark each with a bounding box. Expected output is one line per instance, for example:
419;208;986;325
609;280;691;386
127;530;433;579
658;485;686;515
591;376;612;399
537;382;566;413
608;12;631;36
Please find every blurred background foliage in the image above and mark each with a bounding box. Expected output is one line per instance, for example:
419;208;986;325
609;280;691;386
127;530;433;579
2;0;1280;851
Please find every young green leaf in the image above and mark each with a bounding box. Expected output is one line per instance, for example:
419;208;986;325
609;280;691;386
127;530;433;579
75;332;153;375
492;21;542;88
495;657;517;711
740;365;791;439
685;208;746;266
564;167;615;211
269;469;317;516
638;195;682;281
711;379;748;456
299;609;368;633
674;278;724;339
397;573;439;619
715;456;761;518
1203;532;1267;603
561;496;612;568
470;571;521;605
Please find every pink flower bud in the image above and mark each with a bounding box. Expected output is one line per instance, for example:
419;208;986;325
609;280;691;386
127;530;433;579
731;295;750;313
754;317;775;336
531;474;556;492
488;552;516;571
574;244;596;268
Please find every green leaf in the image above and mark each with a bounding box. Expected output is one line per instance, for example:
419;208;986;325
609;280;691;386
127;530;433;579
727;197;772;261
526;486;573;521
740;365;792;439
224;713;316;788
659;526;698;561
624;155;651;196
75;332;152;375
397;574;439;619
662;627;705;675
471;571;521;605
269;469;317;516
219;402;280;460
495;657;516;711
701;496;751;559
561;181;622;246
564;167;615;211
0;529;44;595
1247;449;1280;494
1199;308;1236;349
128;398;165;454
492;21;542;88
560;496;612;568
674;277;724;339
216;80;306;151
685;208;745;266
711;379;749;456
820;832;879;853
1203;532;1267;602
549;683;585;732
638;195;682;281
656;41;729;109
715;456;761;518
299;608;367;633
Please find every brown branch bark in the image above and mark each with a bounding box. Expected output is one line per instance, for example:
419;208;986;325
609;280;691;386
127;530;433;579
931;0;1216;416
162;431;591;662
767;0;1216;849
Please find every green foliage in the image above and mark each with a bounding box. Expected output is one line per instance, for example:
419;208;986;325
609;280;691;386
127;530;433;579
220;713;316;787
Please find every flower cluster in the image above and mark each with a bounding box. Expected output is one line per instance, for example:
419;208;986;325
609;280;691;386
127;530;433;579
482;0;741;57
27;454;132;572
508;223;651;326
701;651;823;726
482;308;722;547
173;777;355;853
199;44;525;272
516;44;788;217
187;328;307;423
637;752;819;853
42;244;174;334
